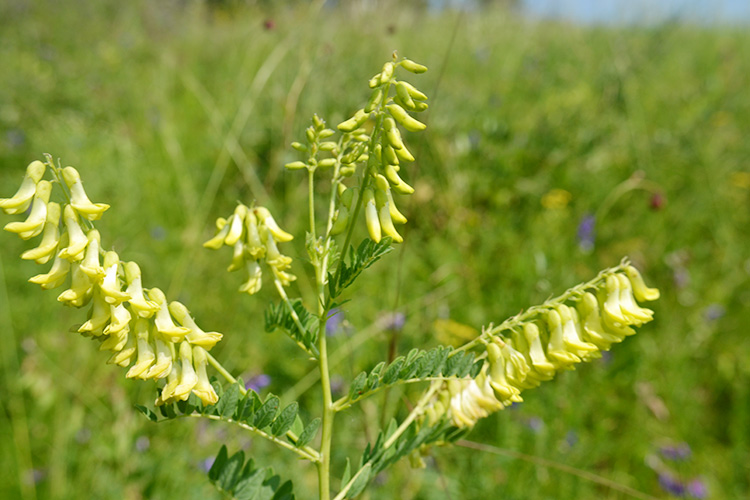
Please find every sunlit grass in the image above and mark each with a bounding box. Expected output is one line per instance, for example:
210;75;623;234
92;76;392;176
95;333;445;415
1;1;748;498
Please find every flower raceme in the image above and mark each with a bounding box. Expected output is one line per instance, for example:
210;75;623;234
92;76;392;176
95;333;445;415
424;265;660;428
203;203;295;294
1;159;222;406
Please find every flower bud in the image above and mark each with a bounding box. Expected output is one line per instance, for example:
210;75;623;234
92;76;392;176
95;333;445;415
375;188;403;243
365;87;384;113
384;164;414;195
386;104;426;132
203;217;231;249
285;161;308;170
0;160;46;214
337;109;369;133
576;292;622;350
224;204;247;246
395;81;415;109
400;58;428;74
398;81;428;101
363;187;381;243
330;205;349;236
545;309;581;370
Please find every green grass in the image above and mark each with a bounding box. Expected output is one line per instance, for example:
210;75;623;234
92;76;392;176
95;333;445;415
1;1;749;498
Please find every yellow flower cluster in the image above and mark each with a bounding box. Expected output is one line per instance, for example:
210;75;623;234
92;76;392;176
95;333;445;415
1;160;223;406
203;203;295;294
424;267;659;428
336;58;429;245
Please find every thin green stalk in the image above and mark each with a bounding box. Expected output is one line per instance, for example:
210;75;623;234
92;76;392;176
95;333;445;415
183;414;320;462
273;278;319;358
308;168;317;241
333;381;442;500
205;352;320;461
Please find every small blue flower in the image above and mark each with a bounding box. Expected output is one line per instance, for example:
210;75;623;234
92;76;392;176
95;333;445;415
660;442;691;461
577;214;596;253
326;308;343;336
245;374;271;393
659;472;686;497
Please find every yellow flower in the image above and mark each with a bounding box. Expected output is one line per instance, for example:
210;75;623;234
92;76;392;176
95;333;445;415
4;180;52;239
0;160;46;215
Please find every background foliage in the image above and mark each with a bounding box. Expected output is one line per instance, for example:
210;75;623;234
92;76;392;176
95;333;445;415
1;1;748;498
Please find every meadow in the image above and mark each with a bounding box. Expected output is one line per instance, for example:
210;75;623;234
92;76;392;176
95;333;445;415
1;1;749;499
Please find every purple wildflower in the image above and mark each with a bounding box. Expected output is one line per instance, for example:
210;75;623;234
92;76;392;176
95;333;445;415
200;457;215;473
659;472;686;496
577;214;596;253
245;374;271;393
687;478;708;499
326;308;343;336
525;416;544;434
703;304;725;322
382;312;406;332
660;442;691;461
135;436;150;452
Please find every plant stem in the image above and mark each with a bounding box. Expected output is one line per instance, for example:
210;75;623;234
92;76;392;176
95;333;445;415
273;278;319;358
308;168;317;241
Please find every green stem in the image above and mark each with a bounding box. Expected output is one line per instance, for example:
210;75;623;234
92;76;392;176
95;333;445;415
308;168;317;241
206;352;247;396
333;381;442;500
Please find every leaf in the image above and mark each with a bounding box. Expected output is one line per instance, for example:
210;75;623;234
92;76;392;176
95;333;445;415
264;299;318;353
381;357;404;385
330;237;393;299
345;463;372;499
253;395;280;430
271;402;299;437
208;445;229;482
340;458;351;489
207;445;296;500
348;372;367;400
296;418;321;448
134;404;158;422
218;449;245;491
215;382;241;419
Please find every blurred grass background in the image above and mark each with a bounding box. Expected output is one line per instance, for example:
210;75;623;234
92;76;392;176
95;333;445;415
1;1;749;499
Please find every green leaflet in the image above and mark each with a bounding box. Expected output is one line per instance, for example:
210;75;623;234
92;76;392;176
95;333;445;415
208;445;295;500
135;382;315;451
328;237;393;301
264;298;318;354
343;347;481;407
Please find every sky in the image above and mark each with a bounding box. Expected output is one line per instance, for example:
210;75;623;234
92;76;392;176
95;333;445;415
522;0;750;25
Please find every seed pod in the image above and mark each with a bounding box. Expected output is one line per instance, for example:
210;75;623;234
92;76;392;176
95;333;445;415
395;82;415;109
337;109;369;133
340;186;356;208
386;104;426;132
365;87;384;113
400;58;428;74
363;188;381;243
